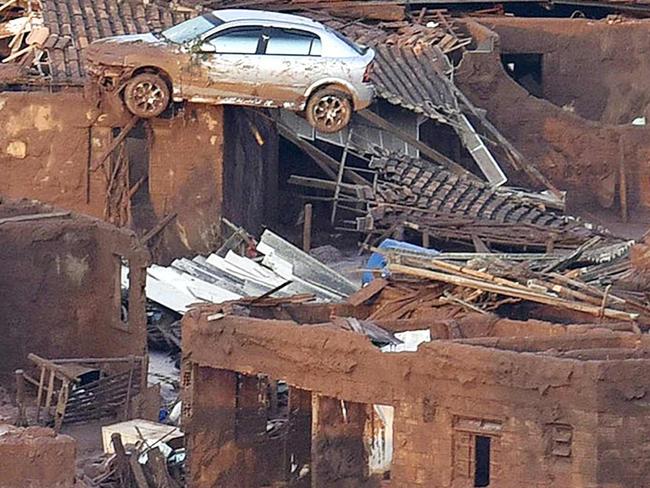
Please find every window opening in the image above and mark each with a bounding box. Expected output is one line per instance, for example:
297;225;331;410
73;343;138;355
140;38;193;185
474;435;491;487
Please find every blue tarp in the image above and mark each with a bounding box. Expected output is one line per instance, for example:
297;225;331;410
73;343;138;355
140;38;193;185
362;239;439;284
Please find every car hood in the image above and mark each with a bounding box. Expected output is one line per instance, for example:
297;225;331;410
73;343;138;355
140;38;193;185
93;33;161;45
86;33;179;67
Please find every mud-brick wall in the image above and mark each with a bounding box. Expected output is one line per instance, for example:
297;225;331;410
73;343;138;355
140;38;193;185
595;361;650;485
0;91;107;216
147;104;225;262
0;91;233;262
0;425;76;488
482;17;650;125
0;202;148;375
391;386;600;488
458;20;650;211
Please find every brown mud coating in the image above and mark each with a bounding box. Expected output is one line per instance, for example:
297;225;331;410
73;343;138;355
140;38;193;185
182;300;650;487
85;42;313;108
0;198;148;377
0;90;243;262
459;19;650;214
0;425;76;488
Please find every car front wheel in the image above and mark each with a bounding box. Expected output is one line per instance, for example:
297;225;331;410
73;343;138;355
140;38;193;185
306;89;352;134
123;73;170;119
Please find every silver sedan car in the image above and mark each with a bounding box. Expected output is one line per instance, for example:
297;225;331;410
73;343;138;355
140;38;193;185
86;9;376;133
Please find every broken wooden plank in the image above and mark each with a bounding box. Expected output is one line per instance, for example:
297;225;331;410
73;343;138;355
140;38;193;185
389;263;639;321
129;454;150;488
0;211;70;225
91;116;139;172
346;278;388;306
278;124;368;186
142;213;177;243
358;109;479;181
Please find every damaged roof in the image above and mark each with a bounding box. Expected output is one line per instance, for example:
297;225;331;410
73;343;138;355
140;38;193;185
32;0;196;84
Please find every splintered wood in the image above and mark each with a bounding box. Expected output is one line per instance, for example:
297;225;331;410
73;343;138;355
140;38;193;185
362;244;649;329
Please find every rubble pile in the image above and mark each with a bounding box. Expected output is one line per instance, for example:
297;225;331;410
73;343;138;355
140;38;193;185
359;238;646;328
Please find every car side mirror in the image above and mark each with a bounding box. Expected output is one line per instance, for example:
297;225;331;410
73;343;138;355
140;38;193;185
200;42;216;53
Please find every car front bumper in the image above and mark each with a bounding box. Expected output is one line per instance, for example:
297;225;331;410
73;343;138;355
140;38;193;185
354;82;375;110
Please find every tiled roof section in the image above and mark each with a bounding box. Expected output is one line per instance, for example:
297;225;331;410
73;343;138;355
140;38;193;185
311;11;467;120
371;45;457;121
358;151;608;249
40;0;196;83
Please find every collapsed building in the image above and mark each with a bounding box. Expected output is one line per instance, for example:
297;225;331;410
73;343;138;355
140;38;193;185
0;0;650;486
181;299;650;487
2;0;648;259
0;0;278;262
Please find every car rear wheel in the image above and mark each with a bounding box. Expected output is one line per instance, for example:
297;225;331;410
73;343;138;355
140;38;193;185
123;73;170;118
306;89;352;134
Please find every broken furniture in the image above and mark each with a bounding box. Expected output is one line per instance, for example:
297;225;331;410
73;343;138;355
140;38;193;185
85;430;183;488
26;354;146;431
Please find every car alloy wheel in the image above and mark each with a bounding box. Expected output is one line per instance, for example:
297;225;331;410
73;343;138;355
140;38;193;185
124;73;170;119
306;89;352;134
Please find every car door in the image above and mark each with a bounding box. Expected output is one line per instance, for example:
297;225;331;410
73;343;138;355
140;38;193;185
182;26;265;106
255;27;325;109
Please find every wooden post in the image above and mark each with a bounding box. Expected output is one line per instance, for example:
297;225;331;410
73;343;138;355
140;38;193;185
14;370;27;427
303;203;313;252
422;232;430;248
53;380;69;432
35;367;45;422
123;355;136;421
619;136;629;223
140;354;149;396
269;380;278;417
111;433;129;485
44;369;56;422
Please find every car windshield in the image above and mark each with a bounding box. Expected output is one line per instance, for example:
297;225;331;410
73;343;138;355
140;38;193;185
162;14;223;44
326;27;367;55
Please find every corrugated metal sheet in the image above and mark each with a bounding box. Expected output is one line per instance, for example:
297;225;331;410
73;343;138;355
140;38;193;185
131;229;359;313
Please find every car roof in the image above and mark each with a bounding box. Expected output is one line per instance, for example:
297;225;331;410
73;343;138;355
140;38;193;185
211;9;324;29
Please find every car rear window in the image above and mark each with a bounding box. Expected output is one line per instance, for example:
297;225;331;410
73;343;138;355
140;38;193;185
162;13;223;44
265;29;321;56
326;27;367;55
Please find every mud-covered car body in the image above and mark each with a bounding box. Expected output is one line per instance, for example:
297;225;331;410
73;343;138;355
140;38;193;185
85;9;375;130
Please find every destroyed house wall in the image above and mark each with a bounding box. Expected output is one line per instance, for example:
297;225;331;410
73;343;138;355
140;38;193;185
0;199;149;375
457;20;650;212
0;425;76;488
482;17;650;125
182;308;650;487
0;90;230;261
222;107;279;236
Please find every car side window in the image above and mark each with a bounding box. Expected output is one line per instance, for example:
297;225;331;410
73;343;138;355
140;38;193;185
265;28;321;56
208;27;262;54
